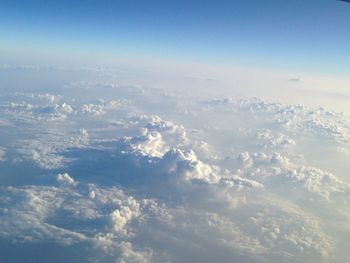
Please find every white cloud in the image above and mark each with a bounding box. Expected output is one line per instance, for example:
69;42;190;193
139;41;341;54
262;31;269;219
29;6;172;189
0;178;332;263
282;167;350;200
120;129;168;158
79;99;128;116
255;129;296;149
80;103;106;116
57;173;76;186
16;128;90;169
1;77;349;262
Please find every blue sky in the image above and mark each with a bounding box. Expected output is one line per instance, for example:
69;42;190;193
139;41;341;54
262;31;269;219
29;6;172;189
1;0;350;73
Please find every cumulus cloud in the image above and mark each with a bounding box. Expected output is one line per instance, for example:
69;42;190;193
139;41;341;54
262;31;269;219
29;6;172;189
114;119;262;193
282;167;350;200
0;178;332;263
120;128;168;158
209;97;350;146
17;128;90;169
57;173;76;186
80;103;106;116
1;80;349;262
234;149;350;215
79;99;127;116
255;129;296;149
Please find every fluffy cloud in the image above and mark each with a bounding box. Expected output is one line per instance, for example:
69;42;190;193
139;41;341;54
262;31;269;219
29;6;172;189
57;173;76;186
80;103;106;116
255;129;296;149
0;80;349;262
17;128;89;169
206;97;350;146
0;176;332;263
119;129;168;158
281;167;350;201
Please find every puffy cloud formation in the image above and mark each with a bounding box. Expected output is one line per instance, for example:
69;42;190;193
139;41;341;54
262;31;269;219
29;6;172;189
255;129;296;149
80;103;106;116
57;173;76;186
0;79;349;263
282;167;350;200
17;128;89;169
0;178;332;263
120;128;168;158
79;99;126;116
206;97;350;146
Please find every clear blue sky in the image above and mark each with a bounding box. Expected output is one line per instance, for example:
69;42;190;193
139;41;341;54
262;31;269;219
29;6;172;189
1;0;350;73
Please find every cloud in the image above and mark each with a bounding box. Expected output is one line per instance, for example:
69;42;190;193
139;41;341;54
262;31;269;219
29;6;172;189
255;129;296;149
1;80;349;262
17;128;89;169
119;129;168;158
0;177;332;263
80;103;106;116
235;150;350;209
288;78;303;83
113;118;262;192
0;97;72;122
0;183;153;262
0;148;5;161
282;167;350;200
57;173;76;186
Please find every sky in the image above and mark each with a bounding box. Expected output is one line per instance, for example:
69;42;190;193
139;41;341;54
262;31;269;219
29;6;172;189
1;0;350;74
2;1;350;263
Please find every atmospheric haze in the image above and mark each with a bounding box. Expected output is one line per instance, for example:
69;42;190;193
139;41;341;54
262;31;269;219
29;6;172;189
1;0;350;262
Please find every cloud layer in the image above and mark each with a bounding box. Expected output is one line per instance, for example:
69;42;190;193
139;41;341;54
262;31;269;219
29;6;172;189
0;76;349;262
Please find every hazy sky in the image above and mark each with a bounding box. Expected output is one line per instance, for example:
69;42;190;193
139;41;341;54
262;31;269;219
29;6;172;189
1;0;350;74
2;2;350;263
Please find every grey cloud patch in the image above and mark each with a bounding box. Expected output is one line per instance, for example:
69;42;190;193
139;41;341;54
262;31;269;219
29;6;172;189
288;78;303;83
0;148;5;161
